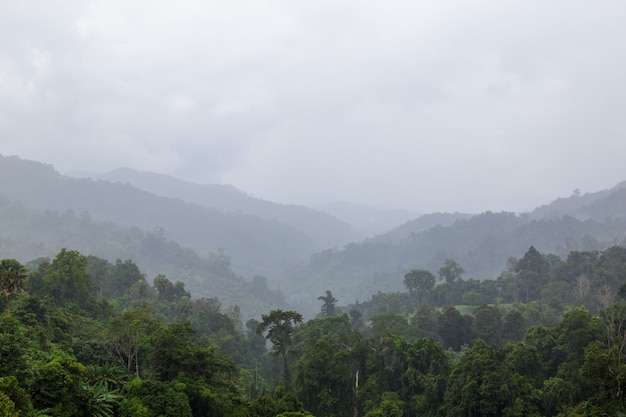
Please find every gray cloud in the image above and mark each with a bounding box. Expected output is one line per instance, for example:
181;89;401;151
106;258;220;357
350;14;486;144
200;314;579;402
2;1;626;212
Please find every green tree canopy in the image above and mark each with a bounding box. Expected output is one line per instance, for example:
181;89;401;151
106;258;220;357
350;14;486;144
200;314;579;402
438;259;465;283
317;290;337;317
403;269;436;305
43;248;95;311
0;259;27;315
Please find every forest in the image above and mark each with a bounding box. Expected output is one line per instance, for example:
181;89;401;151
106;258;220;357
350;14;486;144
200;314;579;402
2;243;626;416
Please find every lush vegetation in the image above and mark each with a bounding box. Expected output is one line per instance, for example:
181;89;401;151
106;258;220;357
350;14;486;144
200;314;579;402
287;211;626;315
4;154;626;319
2;244;626;416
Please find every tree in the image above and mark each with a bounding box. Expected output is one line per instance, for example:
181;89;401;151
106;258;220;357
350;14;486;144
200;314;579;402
43;248;95;310
473;304;503;346
462;291;483;307
403;269;436;305
31;355;88;416
318;290;337;317
515;246;549;303
444;340;536;417
438;306;473;350
294;318;357;417
153;274;189;303
438;259;465;283
0;259;27;315
106;259;145;298
105;307;157;378
257;310;303;388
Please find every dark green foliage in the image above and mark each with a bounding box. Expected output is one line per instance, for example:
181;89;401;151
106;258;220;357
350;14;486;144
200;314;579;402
41;248;97;312
445;340;537;417
403;269;436;305
6;239;626;416
472;304;502;346
438;306;473;350
257;309;304;389
31;355;88;416
0;316;29;379
0;259;27;315
515;246;549;303
119;378;192;417
438;258;465;283
370;313;413;340
317;290;338;317
257;310;303;358
248;388;311;417
395;338;449;416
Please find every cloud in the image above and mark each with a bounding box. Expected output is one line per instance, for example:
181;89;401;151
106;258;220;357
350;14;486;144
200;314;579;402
2;1;626;212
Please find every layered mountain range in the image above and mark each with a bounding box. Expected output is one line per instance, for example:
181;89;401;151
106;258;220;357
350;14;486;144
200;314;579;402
2;153;625;318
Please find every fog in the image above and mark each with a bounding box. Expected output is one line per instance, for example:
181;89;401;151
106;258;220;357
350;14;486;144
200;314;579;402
2;1;626;213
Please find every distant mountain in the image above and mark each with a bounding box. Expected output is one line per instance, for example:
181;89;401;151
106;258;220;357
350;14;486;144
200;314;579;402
317;201;420;236
366;212;473;244
0;154;318;279
5;154;626;319
287;183;626;315
530;182;626;220
0;197;289;320
95;168;361;248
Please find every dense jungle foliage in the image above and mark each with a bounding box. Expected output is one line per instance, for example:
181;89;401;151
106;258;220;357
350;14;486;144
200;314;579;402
2;244;626;416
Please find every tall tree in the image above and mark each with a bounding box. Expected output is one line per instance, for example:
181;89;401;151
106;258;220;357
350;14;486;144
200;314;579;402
438;306;474;350
515;246;549;303
403;269;436;305
0;259;27;315
43;248;95;310
438;259;465;283
105;307;157;378
257;309;303;389
318;290;337;317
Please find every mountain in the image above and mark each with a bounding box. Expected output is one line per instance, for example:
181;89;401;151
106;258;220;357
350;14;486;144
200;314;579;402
5;153;626;319
287;183;626;315
317;201;420;236
0;154;319;279
0;196;289;320
366;212;473;244
530;182;626;220
95;168;361;248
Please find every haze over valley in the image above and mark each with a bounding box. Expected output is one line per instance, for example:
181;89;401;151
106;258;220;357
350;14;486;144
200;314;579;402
2;2;626;415
3;153;626;318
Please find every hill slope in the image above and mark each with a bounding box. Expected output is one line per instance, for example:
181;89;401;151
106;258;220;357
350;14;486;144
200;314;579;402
0;154;317;278
287;184;626;314
96;168;361;248
0;197;289;319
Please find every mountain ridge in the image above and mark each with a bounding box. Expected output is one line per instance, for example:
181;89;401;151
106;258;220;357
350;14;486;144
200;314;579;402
94;167;362;249
3;153;626;318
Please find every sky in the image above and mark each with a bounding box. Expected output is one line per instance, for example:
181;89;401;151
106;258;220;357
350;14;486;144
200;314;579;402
2;1;626;213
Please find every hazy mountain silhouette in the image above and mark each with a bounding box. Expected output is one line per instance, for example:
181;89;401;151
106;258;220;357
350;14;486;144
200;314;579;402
0;154;317;279
0;196;289;319
4;153;626;318
317;201;420;237
95;167;361;248
287;184;626;314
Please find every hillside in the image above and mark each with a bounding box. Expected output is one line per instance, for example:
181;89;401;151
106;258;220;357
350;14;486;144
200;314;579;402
96;167;361;248
366;212;473;244
529;182;626;219
0;154;319;279
4;154;626;318
286;183;626;314
0;197;289;319
316;200;420;236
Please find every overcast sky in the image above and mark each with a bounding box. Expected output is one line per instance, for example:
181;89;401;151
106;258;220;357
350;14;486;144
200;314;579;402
2;1;625;213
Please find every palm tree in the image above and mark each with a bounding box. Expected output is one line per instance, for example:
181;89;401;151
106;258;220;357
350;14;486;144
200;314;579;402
317;290;338;317
0;259;28;315
81;381;121;417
